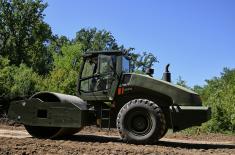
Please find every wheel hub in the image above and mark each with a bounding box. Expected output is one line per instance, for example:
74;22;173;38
132;116;148;132
126;109;152;136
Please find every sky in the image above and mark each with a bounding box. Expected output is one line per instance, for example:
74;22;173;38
44;0;235;87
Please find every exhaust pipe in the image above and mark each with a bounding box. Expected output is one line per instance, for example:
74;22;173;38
163;64;171;82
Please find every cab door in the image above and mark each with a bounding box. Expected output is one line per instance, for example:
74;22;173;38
78;54;117;101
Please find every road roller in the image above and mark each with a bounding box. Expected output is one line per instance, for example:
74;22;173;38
8;51;211;144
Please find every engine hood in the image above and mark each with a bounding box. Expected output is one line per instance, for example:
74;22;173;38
127;73;202;106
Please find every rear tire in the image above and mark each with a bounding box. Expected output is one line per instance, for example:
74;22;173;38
116;99;166;144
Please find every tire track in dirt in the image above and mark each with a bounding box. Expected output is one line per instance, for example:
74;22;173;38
0;128;234;147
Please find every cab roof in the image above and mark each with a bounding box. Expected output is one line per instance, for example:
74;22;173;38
83;50;125;58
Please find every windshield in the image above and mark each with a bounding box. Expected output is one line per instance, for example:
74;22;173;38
99;55;115;74
80;55;116;92
81;57;98;78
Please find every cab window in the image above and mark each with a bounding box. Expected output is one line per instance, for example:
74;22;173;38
122;57;130;73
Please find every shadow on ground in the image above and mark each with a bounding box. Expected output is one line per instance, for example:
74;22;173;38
157;140;235;149
57;134;235;149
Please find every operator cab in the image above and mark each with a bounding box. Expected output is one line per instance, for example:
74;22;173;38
78;51;130;101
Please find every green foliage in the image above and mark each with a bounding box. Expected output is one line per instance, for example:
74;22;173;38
0;56;11;98
130;52;158;73
176;70;235;134
176;76;191;89
42;69;77;95
0;0;53;74
74;28;119;51
10;64;42;97
0;59;42;100
182;68;235;134
47;35;71;55
53;42;83;72
0;56;9;68
42;42;83;95
198;68;235;133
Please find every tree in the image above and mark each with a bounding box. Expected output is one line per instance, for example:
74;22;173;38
53;42;83;72
0;57;42;102
0;0;53;74
0;56;11;98
48;35;71;55
42;68;78;95
176;76;190;88
74;28;119;52
130;52;158;73
41;42;83;95
73;28;158;73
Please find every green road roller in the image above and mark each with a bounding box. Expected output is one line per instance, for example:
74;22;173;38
8;51;211;144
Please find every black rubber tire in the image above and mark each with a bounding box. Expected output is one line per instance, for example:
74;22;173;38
24;125;81;139
116;99;166;144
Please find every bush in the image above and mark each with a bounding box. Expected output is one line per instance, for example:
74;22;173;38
184;68;235;134
201;68;235;133
0;57;42;110
40;42;83;95
42;68;78;95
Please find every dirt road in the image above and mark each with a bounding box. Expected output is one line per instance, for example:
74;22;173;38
0;124;234;155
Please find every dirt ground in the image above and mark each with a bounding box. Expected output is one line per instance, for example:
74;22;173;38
0;123;235;155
